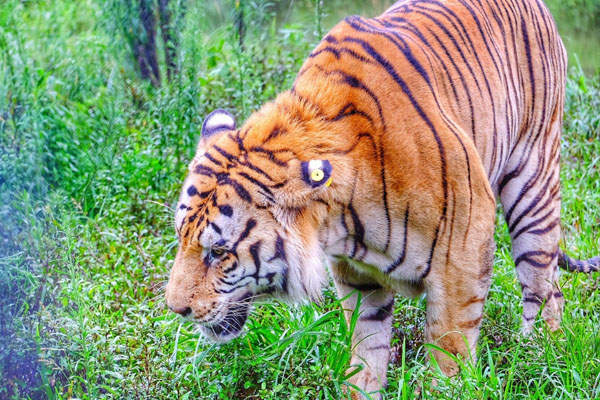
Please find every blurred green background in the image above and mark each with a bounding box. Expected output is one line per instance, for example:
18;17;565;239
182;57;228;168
240;0;600;75
302;0;600;75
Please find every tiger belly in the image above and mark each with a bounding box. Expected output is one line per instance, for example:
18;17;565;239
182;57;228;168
340;256;425;298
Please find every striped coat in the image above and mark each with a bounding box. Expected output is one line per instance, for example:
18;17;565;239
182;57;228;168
165;0;599;397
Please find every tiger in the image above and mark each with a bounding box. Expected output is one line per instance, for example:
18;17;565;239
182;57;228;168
164;0;600;397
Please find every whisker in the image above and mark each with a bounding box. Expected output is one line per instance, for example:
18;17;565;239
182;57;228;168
145;199;175;213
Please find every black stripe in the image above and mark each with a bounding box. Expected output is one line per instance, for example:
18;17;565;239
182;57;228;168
232;219;257;253
222;261;238;274
204;151;223;166
330;102;375;127
385;205;410;273
360;299;394;321
248;146;290;167
216;174;252;203
187;185;198;196
194;165;218;176
237;171;274;199
218;205;233;217
523;294;542;305
515;250;556;268
213;145;238;163
249;241;262;281
268;234;287;262
347;203;366;258
338;280;383;292
210;222;222;235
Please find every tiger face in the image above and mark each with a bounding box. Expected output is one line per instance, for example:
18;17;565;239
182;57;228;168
165;109;332;342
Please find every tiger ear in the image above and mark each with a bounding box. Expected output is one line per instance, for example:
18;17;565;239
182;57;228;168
201;109;236;138
195;109;236;157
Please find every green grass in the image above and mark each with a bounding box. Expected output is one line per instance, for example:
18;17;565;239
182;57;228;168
0;0;599;399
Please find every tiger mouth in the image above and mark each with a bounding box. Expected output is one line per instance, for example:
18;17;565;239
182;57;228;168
202;293;252;341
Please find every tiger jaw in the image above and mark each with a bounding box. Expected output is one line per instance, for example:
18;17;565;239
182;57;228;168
196;292;253;342
199;304;252;343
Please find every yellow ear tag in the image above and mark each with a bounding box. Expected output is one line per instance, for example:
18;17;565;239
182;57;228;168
311;169;325;182
325;177;333;187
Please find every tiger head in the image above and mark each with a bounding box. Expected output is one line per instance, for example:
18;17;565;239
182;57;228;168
165;106;338;342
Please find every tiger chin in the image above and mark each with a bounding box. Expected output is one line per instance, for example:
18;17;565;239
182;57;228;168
165;0;600;398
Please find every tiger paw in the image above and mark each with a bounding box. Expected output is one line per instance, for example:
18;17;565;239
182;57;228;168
348;369;385;400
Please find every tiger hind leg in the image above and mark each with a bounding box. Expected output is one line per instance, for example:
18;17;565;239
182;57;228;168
499;105;564;333
502;181;564;333
502;199;564;332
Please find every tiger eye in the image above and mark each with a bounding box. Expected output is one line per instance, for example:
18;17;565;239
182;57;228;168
211;247;225;256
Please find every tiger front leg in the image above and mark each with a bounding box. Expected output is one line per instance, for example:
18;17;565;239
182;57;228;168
422;236;495;377
332;260;395;400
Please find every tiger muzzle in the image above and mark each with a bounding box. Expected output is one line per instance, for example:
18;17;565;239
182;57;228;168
199;292;253;342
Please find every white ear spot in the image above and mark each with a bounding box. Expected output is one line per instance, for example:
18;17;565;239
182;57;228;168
308;159;324;171
202;109;236;137
205;112;235;129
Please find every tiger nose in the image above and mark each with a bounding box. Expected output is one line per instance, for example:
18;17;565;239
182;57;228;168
169;305;192;317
